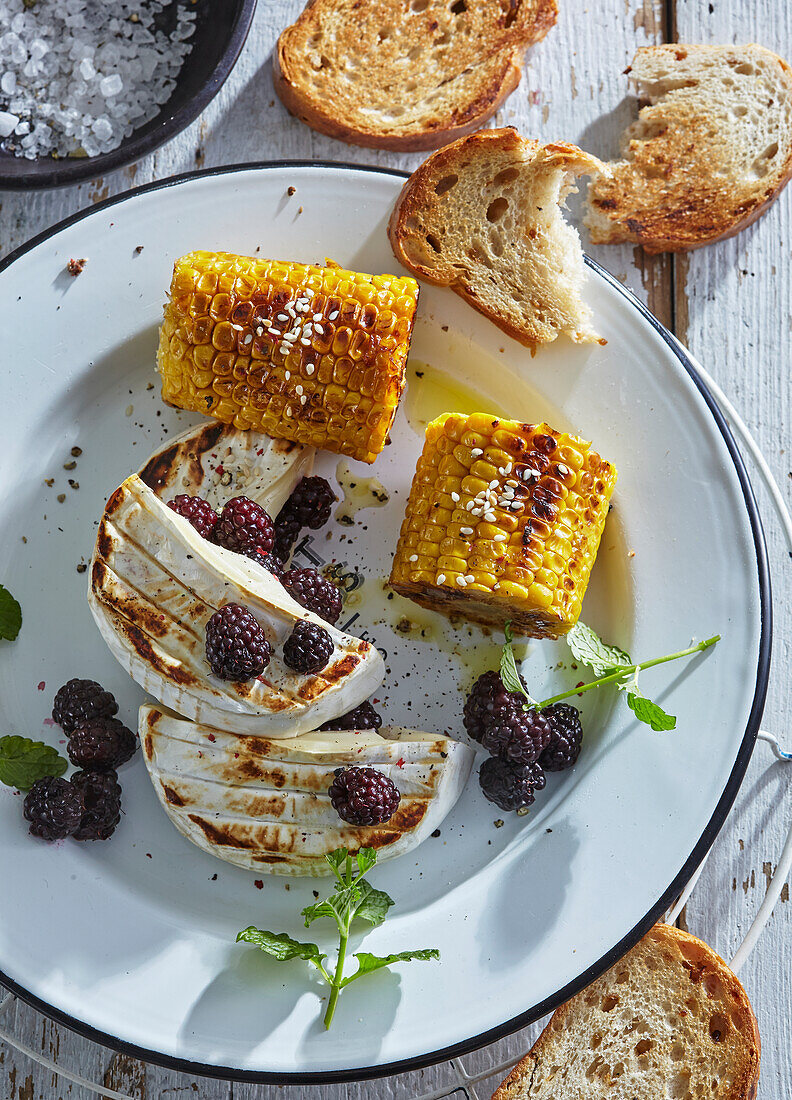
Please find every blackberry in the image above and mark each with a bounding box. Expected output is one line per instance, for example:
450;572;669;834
23;776;84;841
540;703;584;771
283;567;342;625
280;477;336;530
320;701;382;732
52;678;118;735
71;770;122;841
212;496;275;555
272;513;302;562
167;494;218;540
273;478;336;560
68;717;136;771
242;548;285;579
328;766;400;826
463;671;524;743
205;604;272;680
283;620;334;675
481;707;553;765
479;758;546;813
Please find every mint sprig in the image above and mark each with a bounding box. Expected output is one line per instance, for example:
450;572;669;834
0;736;68;790
0;584;21;642
501;621;719;731
237;847;439;1029
499;623;539;704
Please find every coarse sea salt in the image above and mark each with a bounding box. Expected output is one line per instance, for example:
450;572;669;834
0;0;196;160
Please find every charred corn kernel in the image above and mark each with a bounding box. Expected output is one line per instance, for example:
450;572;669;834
389;412;617;639
157;251;419;463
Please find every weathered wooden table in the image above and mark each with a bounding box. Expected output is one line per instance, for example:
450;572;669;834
2;1;791;1096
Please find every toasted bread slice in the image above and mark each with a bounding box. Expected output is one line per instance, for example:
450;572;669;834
388;128;606;348
586;44;792;253
274;0;557;152
492;923;760;1100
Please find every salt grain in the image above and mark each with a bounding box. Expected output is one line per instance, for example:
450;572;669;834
0;0;196;160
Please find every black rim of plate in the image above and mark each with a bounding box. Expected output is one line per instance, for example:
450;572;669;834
0;161;772;1086
0;1;257;190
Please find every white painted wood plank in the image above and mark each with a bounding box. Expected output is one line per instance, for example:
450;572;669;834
665;5;792;1100
0;995;231;1100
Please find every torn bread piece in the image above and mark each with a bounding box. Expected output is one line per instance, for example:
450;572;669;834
586;43;792;252
388;128;607;348
274;0;557;152
140;704;475;875
89;476;384;736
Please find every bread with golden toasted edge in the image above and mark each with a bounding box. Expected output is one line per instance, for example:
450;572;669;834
586;44;792;253
491;923;760;1100
274;0;557;152
388;128;606;348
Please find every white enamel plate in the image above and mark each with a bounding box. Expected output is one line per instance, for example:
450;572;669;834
0;164;769;1083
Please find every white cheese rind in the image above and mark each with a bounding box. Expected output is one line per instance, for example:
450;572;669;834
140;704;475;876
89;475;384;735
138;420;315;518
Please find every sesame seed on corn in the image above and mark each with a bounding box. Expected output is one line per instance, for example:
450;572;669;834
389;412;617;639
157;251;419;463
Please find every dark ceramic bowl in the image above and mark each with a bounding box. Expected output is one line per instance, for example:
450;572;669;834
0;0;257;190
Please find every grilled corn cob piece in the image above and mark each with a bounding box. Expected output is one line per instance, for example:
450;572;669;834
157;251;419;464
389;412;617;638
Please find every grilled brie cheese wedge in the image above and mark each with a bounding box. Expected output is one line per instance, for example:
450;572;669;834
89;475;384;735
137;419;315;517
140;704;475;875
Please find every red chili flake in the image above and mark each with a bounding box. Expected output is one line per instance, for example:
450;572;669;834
207;733;216;742
256;448;265;456
146;853;152;859
215;464;224;475
254;880;264;890
234;752;239;758
396;757;405;769
37;681;45;691
197;751;203;758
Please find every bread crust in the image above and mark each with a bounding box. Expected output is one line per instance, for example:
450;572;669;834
274;0;557;152
388;128;605;347
587;43;792;252
492;923;760;1100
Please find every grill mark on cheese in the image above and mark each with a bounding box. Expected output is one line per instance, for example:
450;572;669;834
139;421;226;494
319;653;359;685
189;815;259;850
162;783;186;807
121;619;199;686
94;482;368;713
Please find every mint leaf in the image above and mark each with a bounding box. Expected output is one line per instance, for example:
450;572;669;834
0;584;21;642
567;621;631;676
325;847;350;881
236;928;326;968
0;736;67;790
626;693;676;731
239;845;438;1029
500;623;539;705
354;847;377;879
342;949;440;987
353;880;394;927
